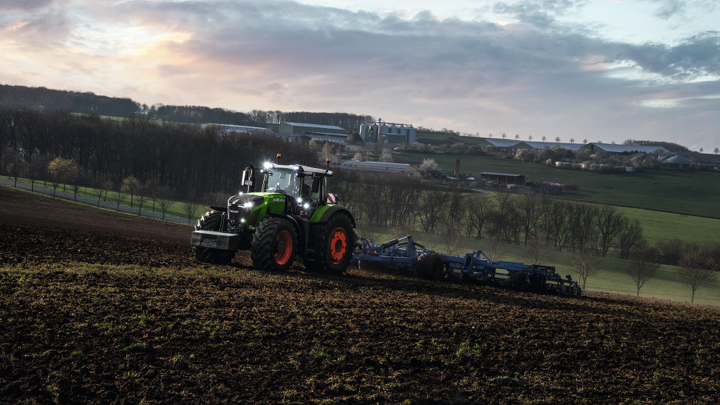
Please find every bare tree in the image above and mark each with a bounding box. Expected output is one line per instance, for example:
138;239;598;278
485;236;507;261
625;248;660;297
595;204;624;257
354;218;378;244
156;185;175;220
70;167;86;202
466;194;493;239
555;136;561;142
541;136;546;142
617;218;645;259
101;180;113;202
572;250;600;290
135;185;148;216
522;235;553;265
182;199;202;224
115;185;125;210
676;249;717;303
439;221;463;256
92;177;106;206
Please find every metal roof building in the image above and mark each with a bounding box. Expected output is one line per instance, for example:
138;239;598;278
583;143;669;155
519;141;585;151
202;123;275;136
480;172;525;185
340;161;421;177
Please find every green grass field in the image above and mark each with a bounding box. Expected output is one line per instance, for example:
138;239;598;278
5;178;204;224
394;151;720;219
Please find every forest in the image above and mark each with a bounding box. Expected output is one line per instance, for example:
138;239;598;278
0;84;373;130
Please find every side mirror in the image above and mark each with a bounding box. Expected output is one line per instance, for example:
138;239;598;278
241;164;255;193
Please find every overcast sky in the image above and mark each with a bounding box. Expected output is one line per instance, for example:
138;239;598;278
1;0;718;151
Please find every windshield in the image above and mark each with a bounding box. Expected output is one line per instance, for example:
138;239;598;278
264;169;302;198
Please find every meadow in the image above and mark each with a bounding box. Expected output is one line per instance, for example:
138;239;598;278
393;151;720;219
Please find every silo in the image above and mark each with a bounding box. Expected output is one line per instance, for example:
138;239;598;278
360;124;368;141
370;124;379;143
390;125;399;134
399;126;409;142
379;124;390;135
408;127;417;144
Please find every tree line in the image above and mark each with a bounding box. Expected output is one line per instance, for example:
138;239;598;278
0;84;374;131
333;170;640;257
0;108;317;200
0;84;138;118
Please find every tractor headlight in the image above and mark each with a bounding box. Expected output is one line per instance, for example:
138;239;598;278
241;218;246;223
242;202;254;209
263;161;273;170
303;203;309;209
297;197;303;203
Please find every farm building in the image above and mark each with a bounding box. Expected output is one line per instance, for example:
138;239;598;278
480;172;525;185
480;139;523;148
360;121;417;145
280;122;348;143
583;143;668;155
339;161;421;177
201;123;275;136
661;155;693;168
519;141;585;151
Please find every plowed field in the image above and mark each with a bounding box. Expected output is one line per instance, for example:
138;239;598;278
1;185;720;404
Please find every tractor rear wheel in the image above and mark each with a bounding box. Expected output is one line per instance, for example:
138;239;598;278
313;213;354;274
416;252;444;281
251;217;298;271
193;211;235;264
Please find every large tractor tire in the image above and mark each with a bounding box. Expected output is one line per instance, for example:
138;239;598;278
194;211;236;264
416;252;444;281
313;213;354;274
251;217;298;271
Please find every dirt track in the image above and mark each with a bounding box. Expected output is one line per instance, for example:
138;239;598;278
2;184;720;404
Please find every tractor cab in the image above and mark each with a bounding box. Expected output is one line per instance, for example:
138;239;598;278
258;160;331;218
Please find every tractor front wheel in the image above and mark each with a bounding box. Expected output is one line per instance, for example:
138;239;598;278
193;211;235;264
313;213;354;274
251;217;298;271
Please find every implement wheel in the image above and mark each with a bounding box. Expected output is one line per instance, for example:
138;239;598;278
193;211;235;264
313;213;354;274
251;217;298;271
416;252;444;281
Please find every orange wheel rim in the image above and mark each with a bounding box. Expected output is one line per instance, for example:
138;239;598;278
275;230;292;265
328;227;348;265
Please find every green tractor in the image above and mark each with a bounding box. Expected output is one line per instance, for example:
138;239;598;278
191;155;356;274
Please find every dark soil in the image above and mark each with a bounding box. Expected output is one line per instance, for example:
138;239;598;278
1;184;720;404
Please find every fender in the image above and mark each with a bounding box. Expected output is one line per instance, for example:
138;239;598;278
310;204;356;227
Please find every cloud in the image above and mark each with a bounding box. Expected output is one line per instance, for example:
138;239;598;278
490;0;589;28
609;32;720;80
0;0;717;149
0;0;54;11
